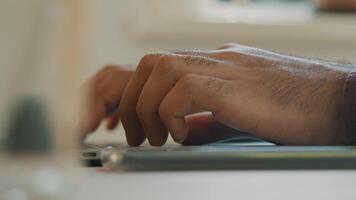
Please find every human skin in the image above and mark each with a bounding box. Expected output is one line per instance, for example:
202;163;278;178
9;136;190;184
81;44;354;146
313;0;356;11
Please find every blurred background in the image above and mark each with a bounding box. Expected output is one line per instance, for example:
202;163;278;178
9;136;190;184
0;0;355;199
0;0;356;147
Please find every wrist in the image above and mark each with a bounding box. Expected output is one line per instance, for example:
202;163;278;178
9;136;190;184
343;69;356;144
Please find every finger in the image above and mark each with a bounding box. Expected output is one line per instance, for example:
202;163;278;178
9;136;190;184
96;70;132;110
159;74;239;143
135;55;182;146
136;54;238;145
87;68;132;128
79;70;135;145
182;112;239;145
80;95;107;137
80;102;106;141
118;54;162;146
106;108;120;130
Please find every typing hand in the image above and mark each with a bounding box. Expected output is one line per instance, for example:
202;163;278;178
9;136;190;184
82;44;349;146
81;65;238;145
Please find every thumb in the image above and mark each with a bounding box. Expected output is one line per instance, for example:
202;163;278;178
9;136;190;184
183;112;240;145
159;74;239;143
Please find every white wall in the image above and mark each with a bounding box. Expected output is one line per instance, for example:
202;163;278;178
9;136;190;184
85;0;356;73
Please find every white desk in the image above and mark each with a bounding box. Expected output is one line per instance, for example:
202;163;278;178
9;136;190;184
83;128;356;200
76;169;356;200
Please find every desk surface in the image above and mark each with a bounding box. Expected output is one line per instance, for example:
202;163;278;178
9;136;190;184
75;169;356;200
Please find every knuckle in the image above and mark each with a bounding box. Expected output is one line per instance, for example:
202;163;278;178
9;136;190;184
135;62;150;75
157;54;174;66
179;73;199;86
175;73;200;94
153;58;178;77
140;54;156;64
154;60;172;75
137;53;175;76
136;54;160;74
139;53;165;65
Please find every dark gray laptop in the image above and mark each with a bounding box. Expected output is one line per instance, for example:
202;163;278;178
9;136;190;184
81;136;356;170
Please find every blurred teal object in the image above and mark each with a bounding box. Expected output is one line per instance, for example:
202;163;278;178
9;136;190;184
5;97;53;154
251;0;306;2
217;0;306;2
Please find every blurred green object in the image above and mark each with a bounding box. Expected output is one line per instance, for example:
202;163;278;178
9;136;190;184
5;97;53;154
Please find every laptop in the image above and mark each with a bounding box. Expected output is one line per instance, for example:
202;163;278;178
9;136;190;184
81;135;356;170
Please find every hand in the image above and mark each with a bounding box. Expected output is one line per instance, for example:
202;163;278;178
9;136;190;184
81;65;239;145
81;65;133;136
82;44;349;146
